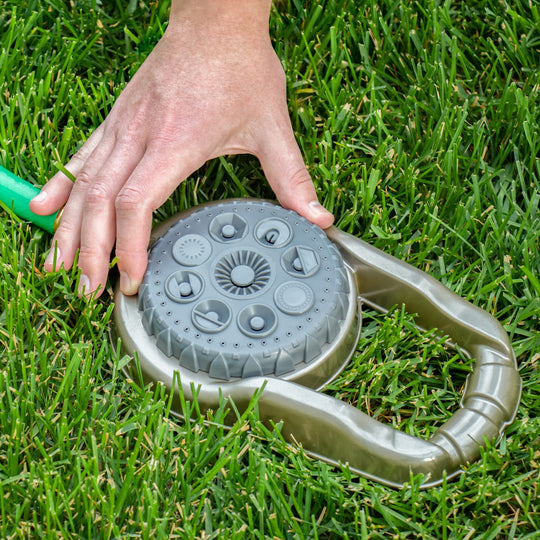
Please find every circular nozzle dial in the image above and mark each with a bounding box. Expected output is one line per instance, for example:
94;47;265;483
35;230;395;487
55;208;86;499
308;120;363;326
139;201;350;381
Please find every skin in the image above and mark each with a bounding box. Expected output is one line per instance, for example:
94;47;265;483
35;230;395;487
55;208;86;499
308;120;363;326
29;0;334;298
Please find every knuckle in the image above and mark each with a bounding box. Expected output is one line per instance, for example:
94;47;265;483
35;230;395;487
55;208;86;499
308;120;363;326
85;182;115;206
115;131;143;152
71;146;91;166
287;167;313;188
53;213;78;240
75;169;93;188
78;244;110;263
115;186;147;212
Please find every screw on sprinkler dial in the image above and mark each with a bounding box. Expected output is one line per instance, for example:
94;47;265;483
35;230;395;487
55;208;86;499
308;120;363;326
137;200;352;381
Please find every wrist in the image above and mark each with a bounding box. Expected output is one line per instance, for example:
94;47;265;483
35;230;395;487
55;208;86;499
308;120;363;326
169;0;271;36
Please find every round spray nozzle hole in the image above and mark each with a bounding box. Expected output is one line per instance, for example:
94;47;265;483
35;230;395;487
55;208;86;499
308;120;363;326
191;299;232;333
165;270;204;303
255;218;292;248
237;304;278;338
282;245;320;277
209;213;248;243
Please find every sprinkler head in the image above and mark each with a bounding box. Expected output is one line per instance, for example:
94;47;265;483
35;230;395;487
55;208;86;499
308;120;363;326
135;200;358;385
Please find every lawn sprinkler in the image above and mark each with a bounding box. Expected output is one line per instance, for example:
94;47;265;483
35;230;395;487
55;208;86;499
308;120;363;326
0;168;521;488
112;199;521;488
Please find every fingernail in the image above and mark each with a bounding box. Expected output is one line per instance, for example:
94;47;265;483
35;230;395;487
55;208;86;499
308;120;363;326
309;200;332;216
45;246;61;270
32;191;48;204
78;274;90;295
120;272;140;295
309;200;324;212
308;200;334;228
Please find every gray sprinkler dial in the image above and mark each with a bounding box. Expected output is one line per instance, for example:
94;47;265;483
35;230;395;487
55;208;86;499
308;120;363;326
138;200;351;381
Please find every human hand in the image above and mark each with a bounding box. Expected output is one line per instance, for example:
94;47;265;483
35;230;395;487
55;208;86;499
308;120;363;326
30;0;334;298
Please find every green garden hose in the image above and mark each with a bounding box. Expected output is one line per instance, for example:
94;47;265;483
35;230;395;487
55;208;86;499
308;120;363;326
0;164;60;234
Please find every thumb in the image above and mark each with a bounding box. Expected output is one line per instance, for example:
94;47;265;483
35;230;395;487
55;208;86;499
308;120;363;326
257;120;334;230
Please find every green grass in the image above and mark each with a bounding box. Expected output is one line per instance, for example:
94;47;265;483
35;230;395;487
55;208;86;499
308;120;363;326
1;0;539;537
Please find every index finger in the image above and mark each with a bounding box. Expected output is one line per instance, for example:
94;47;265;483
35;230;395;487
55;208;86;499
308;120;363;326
115;147;205;295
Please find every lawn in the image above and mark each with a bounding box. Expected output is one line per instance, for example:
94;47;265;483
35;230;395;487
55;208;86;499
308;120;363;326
1;0;539;538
